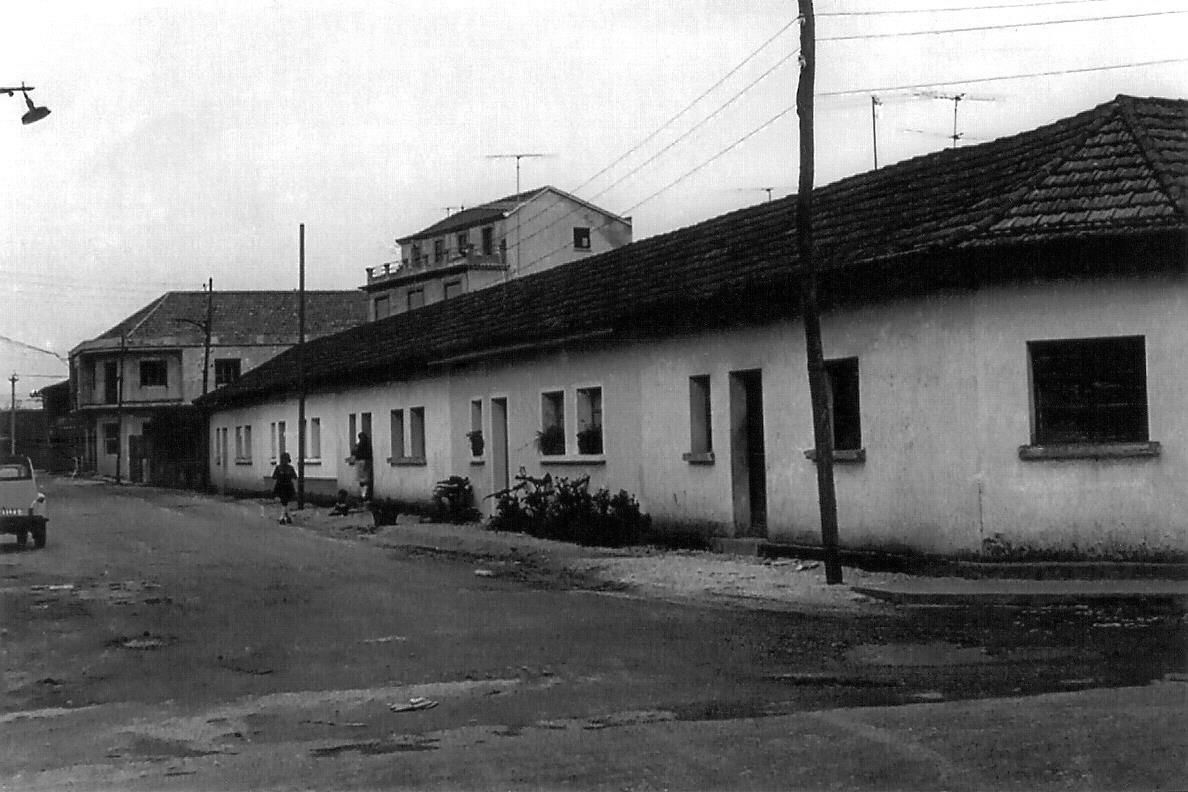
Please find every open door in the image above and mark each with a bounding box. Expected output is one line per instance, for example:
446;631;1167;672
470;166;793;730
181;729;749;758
729;369;767;537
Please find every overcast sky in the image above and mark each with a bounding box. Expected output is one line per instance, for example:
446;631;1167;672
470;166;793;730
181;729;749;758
1;0;1184;356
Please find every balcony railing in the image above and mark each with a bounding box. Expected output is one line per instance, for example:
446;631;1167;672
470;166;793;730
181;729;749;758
366;246;507;284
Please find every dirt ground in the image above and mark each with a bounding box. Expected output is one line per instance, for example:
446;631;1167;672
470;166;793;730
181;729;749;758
266;499;906;613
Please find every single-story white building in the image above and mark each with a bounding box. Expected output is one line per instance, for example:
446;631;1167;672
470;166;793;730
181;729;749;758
199;95;1188;560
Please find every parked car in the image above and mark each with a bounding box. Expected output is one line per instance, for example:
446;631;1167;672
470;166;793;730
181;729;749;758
0;456;47;548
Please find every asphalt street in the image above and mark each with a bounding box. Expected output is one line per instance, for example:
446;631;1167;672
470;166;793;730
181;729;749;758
0;478;1184;790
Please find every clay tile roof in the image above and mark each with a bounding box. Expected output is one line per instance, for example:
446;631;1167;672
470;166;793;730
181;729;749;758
200;95;1187;410
77;290;369;350
396;188;549;242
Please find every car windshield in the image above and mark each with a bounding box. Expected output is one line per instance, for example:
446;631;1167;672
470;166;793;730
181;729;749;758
0;463;31;480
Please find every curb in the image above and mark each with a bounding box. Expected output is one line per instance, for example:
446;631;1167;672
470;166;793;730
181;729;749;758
851;584;1188;607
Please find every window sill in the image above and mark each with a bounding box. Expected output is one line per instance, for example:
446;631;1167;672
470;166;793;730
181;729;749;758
682;451;715;465
540;455;606;466
804;448;866;463
1018;441;1161;461
388;456;427;467
301;459;321;467
469;457;486;466
234;460;253;466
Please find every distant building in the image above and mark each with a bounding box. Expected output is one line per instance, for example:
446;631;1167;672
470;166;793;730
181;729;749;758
69;290;368;486
362;186;632;320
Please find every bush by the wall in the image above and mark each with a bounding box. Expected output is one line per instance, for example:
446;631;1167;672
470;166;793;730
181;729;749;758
486;471;650;547
431;475;482;523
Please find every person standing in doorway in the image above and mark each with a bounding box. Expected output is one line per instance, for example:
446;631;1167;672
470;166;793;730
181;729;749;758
353;432;373;502
272;452;297;524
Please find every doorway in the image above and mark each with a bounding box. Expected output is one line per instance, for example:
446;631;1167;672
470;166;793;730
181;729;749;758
491;397;509;494
729;369;767;536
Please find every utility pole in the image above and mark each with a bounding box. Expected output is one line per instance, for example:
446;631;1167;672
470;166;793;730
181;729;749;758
8;374;17;455
115;334;126;485
871;95;881;169
202;278;213;396
486;153;545;276
796;0;843;584
297;224;307;510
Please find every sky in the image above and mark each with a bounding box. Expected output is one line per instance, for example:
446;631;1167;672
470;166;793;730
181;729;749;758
1;0;1184;358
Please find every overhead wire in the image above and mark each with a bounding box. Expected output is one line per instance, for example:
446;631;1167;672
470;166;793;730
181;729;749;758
818;0;1125;16
513;55;1187;277
819;9;1186;41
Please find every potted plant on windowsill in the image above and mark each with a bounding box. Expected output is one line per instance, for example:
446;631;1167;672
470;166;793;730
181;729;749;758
535;424;566;456
576;426;603;455
466;429;484;457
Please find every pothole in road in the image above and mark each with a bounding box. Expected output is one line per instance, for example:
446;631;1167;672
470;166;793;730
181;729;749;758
108;632;174;650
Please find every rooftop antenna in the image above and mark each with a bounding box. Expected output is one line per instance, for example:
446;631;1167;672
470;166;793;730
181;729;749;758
914;90;999;148
442;206;463;217
731;187;776;202
485;153;549;276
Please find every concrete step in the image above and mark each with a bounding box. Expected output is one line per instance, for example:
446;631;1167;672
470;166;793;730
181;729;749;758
712;537;764;557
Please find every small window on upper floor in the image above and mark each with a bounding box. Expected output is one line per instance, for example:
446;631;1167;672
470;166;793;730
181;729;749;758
411;242;423;265
407;287;425;311
688;375;712;456
214;358;241;388
456;231;469;255
433;238;444;263
374;295;391;320
1028;336;1147;445
481;226;494;255
573;227;591;250
444;280;463;300
139;360;167;388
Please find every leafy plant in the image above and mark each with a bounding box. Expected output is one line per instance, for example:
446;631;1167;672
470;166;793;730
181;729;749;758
466;429;484;457
535;424;566;456
431;475;481;523
486;471;649;547
576;426;603;455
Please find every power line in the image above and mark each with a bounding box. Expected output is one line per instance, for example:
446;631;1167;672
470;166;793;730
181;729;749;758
818;57;1188;98
820;9;1186;41
514;55;1187;277
818;0;1119;16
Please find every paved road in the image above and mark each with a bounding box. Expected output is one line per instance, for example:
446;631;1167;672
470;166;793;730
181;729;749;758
1;479;1184;790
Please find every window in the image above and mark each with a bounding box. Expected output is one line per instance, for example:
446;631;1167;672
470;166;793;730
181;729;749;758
688;375;713;456
481;226;494;255
374;295;391;320
469;399;484;458
409;407;425;458
104;423;119;456
1029;336;1147;445
139;360;167;388
270;422;278;462
443;279;463;300
433;238;444;263
539;391;565;455
214;359;241;388
300;418;321;461
573;226;591;250
214;427;226;466
390;409;405;459
825;358;862;451
411;242;423;265
103;361;119;404
576;387;603;455
407;287;425;310
277;420;287;457
361;412;372;439
234;425;252;463
348;413;357;447
456;231;469;254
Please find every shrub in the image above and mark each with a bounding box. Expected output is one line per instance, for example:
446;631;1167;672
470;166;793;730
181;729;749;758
535;425;566;456
431;475;481;523
486;471;649;547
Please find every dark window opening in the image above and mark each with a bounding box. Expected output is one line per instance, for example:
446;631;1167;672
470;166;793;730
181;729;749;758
825;358;861;451
444;280;463;300
1029;336;1147;444
573;226;591;250
214;358;241;387
481;226;494;255
407;287;425;310
139;360;167;388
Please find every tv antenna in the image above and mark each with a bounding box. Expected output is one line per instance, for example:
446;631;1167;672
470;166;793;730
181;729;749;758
485;153;549;196
442;206;464;217
914;91;999;148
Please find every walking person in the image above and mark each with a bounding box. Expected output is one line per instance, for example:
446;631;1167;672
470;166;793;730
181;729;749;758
352;432;373;502
272;451;297;524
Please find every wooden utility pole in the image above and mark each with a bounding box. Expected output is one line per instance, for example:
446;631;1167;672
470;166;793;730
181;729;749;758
796;0;843;584
297;224;307;510
115;333;125;485
871;95;881;169
8;374;17;455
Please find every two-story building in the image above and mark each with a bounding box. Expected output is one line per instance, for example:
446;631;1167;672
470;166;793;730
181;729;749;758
70;290;368;485
362;186;632;320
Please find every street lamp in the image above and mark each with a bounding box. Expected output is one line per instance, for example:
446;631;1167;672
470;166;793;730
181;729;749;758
1;83;50;125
